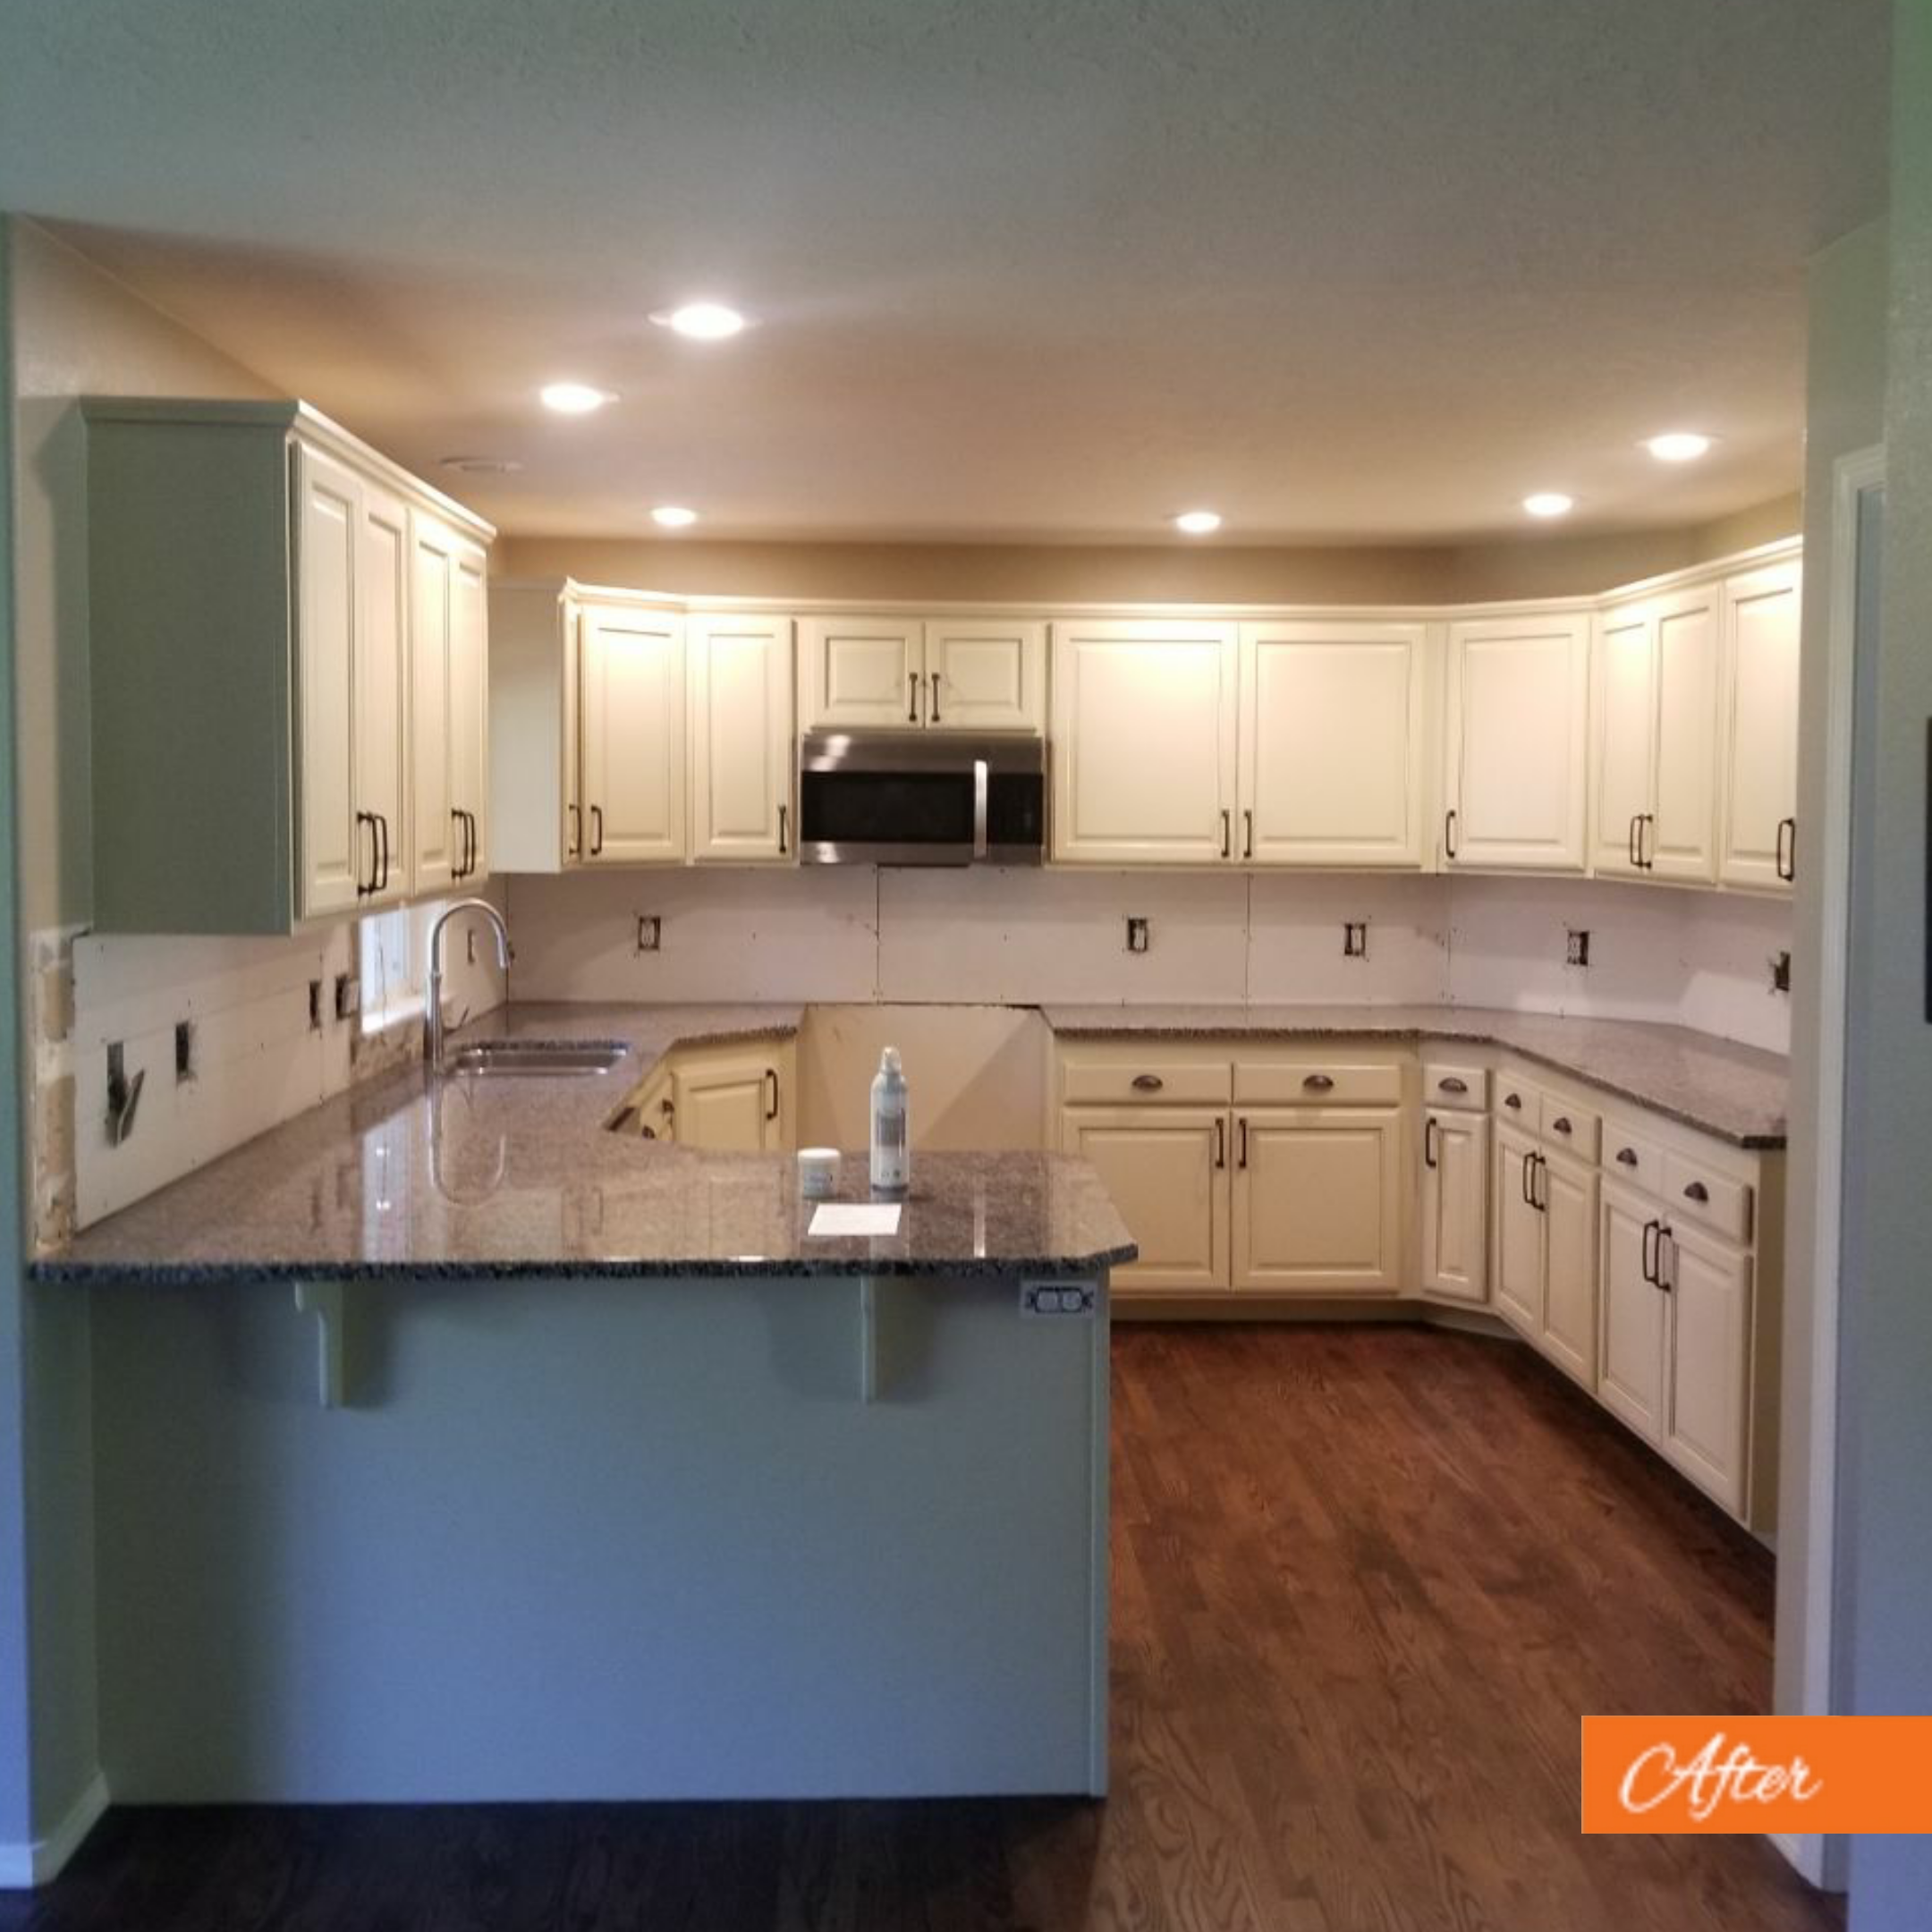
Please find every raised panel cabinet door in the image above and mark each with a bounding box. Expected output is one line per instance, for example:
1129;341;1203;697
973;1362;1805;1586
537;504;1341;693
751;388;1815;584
1232;1107;1403;1294
563;598;583;866
1538;1145;1599;1387
450;538;490;879
1444;613;1590;871
673;1055;777;1151
1050;619;1239;864
1058;1107;1229;1292
408;513;459;895
1648;587;1721;882
1492;1122;1544;1338
292;440;364;919
1237;621;1428;868
1421;1108;1489;1303
1662;1219;1754;1515
690;614;795;862
355;479;411;908
580;604;685;862
1597;1180;1667;1444
1718;560;1802;891
798;615;924;729
1590;602;1655;878
924;620;1046;733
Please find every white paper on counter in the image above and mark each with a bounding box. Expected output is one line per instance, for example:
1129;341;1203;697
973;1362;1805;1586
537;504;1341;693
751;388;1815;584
808;1203;903;1238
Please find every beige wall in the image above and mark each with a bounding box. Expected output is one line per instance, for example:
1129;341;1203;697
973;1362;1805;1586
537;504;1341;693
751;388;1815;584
496;498;1799;611
9;219;275;936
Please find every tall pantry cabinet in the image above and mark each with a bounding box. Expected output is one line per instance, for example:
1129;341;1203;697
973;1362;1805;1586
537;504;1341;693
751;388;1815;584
84;399;496;934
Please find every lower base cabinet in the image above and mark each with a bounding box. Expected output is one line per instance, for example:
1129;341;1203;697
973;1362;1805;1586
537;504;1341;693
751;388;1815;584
1058;1106;1227;1292
1421;1106;1489;1303
1598;1180;1670;1443
622;1041;795;1151
1489;1122;1598;1386
1233;1107;1402;1294
1660;1217;1755;1517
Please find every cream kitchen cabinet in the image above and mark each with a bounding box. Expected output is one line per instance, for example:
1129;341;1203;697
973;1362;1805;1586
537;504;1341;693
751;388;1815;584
798;615;1044;733
84;399;493;934
410;510;489;894
1057;1106;1229;1292
1661;1218;1755;1516
1443;612;1590;872
1237;620;1431;868
1050;618;1239;864
1489;1078;1598;1387
1232;1106;1404;1294
1590;584;1720;882
488;584;581;873
621;1039;795;1151
580;601;686;864
1597;1179;1670;1444
1420;1106;1489;1304
689;613;796;862
1717;556;1802;892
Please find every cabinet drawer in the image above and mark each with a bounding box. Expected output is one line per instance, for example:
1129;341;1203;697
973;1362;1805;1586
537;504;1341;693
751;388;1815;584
1494;1075;1541;1134
1422;1061;1487;1112
1663;1152;1753;1243
1601;1120;1667;1192
1539;1096;1601;1162
1060;1057;1232;1106
1234;1061;1404;1107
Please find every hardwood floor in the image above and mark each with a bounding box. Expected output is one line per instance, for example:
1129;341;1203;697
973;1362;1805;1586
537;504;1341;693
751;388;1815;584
4;1324;1843;1932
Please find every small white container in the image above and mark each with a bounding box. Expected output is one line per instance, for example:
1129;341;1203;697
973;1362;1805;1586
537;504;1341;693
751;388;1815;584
798;1148;841;1199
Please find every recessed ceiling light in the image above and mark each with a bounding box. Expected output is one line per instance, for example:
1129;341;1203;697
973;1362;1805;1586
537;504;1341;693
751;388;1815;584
439;454;523;475
650;504;699;529
539;381;614;415
653;302;748;342
1173;509;1223;535
1645;431;1715;463
1522;492;1575;519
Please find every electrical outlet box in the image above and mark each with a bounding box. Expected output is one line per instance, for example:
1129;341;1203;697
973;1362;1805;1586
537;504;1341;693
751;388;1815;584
1020;1280;1098;1318
635;915;662;953
1772;951;1792;994
1566;929;1591;968
309;979;324;1031
174;1020;194;1082
335;973;360;1021
1343;921;1368;958
1125;917;1149;954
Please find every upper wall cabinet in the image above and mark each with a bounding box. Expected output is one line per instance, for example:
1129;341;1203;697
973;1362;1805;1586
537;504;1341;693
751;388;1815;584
1051;618;1239;864
1717;557;1802;892
1590;584;1721;883
84;399;494;935
798;615;1045;733
580;602;686;864
409;510;490;894
689;613;796;862
1442;612;1591;873
1238;620;1431;868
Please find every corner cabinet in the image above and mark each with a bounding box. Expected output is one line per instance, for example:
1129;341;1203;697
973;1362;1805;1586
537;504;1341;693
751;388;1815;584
84;399;495;935
617;1038;796;1151
1443;611;1591;872
1050;618;1240;864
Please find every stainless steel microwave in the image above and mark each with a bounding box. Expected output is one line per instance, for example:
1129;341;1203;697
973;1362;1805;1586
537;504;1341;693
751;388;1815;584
797;732;1046;866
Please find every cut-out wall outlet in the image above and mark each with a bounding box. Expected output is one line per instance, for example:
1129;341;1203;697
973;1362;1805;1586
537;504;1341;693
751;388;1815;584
1124;917;1149;954
174;1020;194;1083
635;915;662;953
1772;951;1792;995
1566;929;1591;968
309;979;324;1031
335;973;360;1021
1343;922;1368;958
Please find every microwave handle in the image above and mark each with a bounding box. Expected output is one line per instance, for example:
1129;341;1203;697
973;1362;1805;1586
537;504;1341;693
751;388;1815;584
972;758;989;860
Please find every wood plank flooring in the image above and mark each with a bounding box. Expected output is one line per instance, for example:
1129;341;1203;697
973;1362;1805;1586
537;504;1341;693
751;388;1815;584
2;1324;1843;1932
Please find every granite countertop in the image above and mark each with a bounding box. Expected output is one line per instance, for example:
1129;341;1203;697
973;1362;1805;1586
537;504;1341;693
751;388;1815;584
33;1002;1137;1285
1040;1004;1789;1148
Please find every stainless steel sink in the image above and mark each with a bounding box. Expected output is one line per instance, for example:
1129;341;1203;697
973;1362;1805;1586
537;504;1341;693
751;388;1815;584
444;1040;628;1077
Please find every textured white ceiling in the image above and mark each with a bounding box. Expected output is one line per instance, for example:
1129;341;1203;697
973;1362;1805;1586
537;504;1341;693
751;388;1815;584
0;0;1891;542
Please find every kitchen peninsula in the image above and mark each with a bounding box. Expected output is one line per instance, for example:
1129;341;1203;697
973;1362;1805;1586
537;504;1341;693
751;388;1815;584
36;1004;1131;1806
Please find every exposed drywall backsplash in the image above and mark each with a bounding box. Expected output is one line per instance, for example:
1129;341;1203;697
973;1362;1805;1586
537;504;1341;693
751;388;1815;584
503;869;1792;1055
38;890;508;1241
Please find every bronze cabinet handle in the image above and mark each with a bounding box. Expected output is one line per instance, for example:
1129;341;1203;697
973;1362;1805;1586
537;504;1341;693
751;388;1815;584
1533;1153;1548;1213
1445;808;1459;860
1776;816;1797;882
1302;1073;1335;1092
1640;814;1656;869
1437;1076;1468;1096
1629;814;1641;869
1424;1117;1439;1170
1657;1227;1675;1292
355;811;376;896
1642;1219;1661;1285
1504;1091;1522;1110
778;802;789;855
1131;1073;1164;1092
764;1068;780;1122
568;801;580;858
375;812;391;891
1213;1116;1225;1169
1219;809;1231;859
929;671;942;723
1243;809;1255;859
1521;1151;1537;1207
1683;1180;1710;1204
908;672;919;723
1237;1116;1250;1169
1616;1146;1639;1166
590;804;605;855
1552;1115;1572;1135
